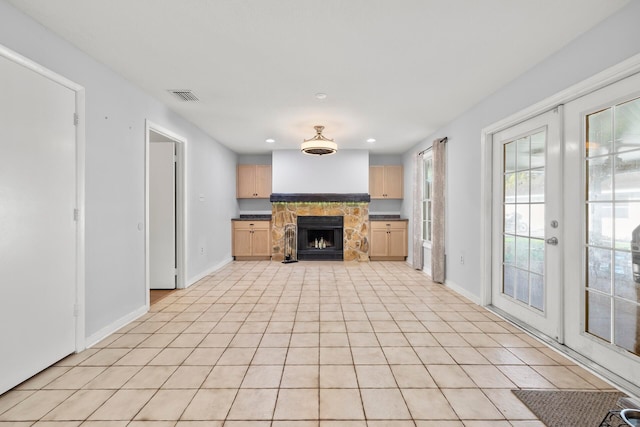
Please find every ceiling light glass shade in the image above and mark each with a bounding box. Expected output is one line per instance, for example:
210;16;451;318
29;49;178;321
301;125;337;156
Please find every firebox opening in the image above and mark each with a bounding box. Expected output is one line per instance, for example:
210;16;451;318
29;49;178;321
297;216;344;261
306;230;334;248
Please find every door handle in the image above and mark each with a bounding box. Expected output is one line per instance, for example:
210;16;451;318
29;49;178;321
546;237;558;245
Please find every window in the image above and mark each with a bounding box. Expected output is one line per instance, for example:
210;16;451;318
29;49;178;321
422;155;433;242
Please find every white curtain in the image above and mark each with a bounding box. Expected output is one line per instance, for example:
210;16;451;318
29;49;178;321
412;152;424;270
431;138;447;283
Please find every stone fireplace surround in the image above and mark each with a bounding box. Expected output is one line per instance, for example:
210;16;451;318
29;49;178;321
270;193;370;262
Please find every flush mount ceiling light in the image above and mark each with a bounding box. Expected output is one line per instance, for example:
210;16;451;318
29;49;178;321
265;138;275;143
366;138;376;143
301;125;337;156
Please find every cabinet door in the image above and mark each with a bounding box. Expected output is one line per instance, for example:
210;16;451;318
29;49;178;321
388;228;407;257
237;165;256;198
251;228;271;257
254;165;272;198
233;226;252;256
369;166;385;199
369;228;389;257
384;165;404;199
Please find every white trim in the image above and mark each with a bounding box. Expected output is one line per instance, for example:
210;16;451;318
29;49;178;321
480;52;640;308
145;120;188;307
187;257;234;287
0;45;83;92
0;43;87;353
74;88;86;353
479;131;493;307
416;268;482;305
445;279;482;305
84;306;148;349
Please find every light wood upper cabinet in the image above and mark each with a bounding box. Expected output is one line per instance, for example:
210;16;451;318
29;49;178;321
369;220;407;260
369;165;403;199
237;164;272;198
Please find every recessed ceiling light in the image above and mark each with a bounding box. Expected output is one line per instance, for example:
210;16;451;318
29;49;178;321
366;138;376;143
265;138;275;143
315;93;327;100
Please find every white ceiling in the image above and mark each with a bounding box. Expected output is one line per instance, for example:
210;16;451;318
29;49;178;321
8;0;629;154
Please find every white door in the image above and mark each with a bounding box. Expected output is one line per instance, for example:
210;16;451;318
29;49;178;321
149;141;176;289
491;109;563;340
564;71;640;386
0;55;77;394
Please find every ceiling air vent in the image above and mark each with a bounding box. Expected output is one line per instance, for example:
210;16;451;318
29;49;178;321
168;89;199;102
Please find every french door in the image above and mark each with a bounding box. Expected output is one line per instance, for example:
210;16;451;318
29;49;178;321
491;109;563;340
564;71;640;386
491;71;640;388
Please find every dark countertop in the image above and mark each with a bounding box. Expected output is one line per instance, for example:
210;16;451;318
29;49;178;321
232;215;272;221
369;215;407;221
233;214;406;221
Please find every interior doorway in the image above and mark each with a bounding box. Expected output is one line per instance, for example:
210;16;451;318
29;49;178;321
145;122;186;304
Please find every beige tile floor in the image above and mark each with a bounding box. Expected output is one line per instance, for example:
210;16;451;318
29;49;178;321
0;261;618;426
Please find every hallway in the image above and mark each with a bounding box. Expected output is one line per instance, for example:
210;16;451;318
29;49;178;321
0;261;617;425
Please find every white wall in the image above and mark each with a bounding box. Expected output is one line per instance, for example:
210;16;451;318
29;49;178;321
272;150;368;193
0;0;238;341
402;0;640;300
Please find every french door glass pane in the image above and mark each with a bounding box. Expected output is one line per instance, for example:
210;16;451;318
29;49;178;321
530;204;545;238
516;269;529;303
587;157;613;201
587;291;611;341
614;97;640;153
588;203;613;247
587;108;613;157
614;299;640;353
502;129;546;312
530;238;544;275
504;265;516;297
585;96;640;356
531;273;544;310
587;247;611;293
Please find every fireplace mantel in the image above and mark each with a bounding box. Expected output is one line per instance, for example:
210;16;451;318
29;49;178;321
270;193;371;203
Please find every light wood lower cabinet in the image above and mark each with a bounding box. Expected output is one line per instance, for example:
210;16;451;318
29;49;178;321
369;220;407;261
232;220;271;260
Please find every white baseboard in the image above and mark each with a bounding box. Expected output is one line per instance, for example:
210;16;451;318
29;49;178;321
444;279;482;305
84;305;148;348
187;257;233;287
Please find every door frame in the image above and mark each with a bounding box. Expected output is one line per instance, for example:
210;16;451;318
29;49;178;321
480;53;640;393
145;120;187;307
0;43;86;352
